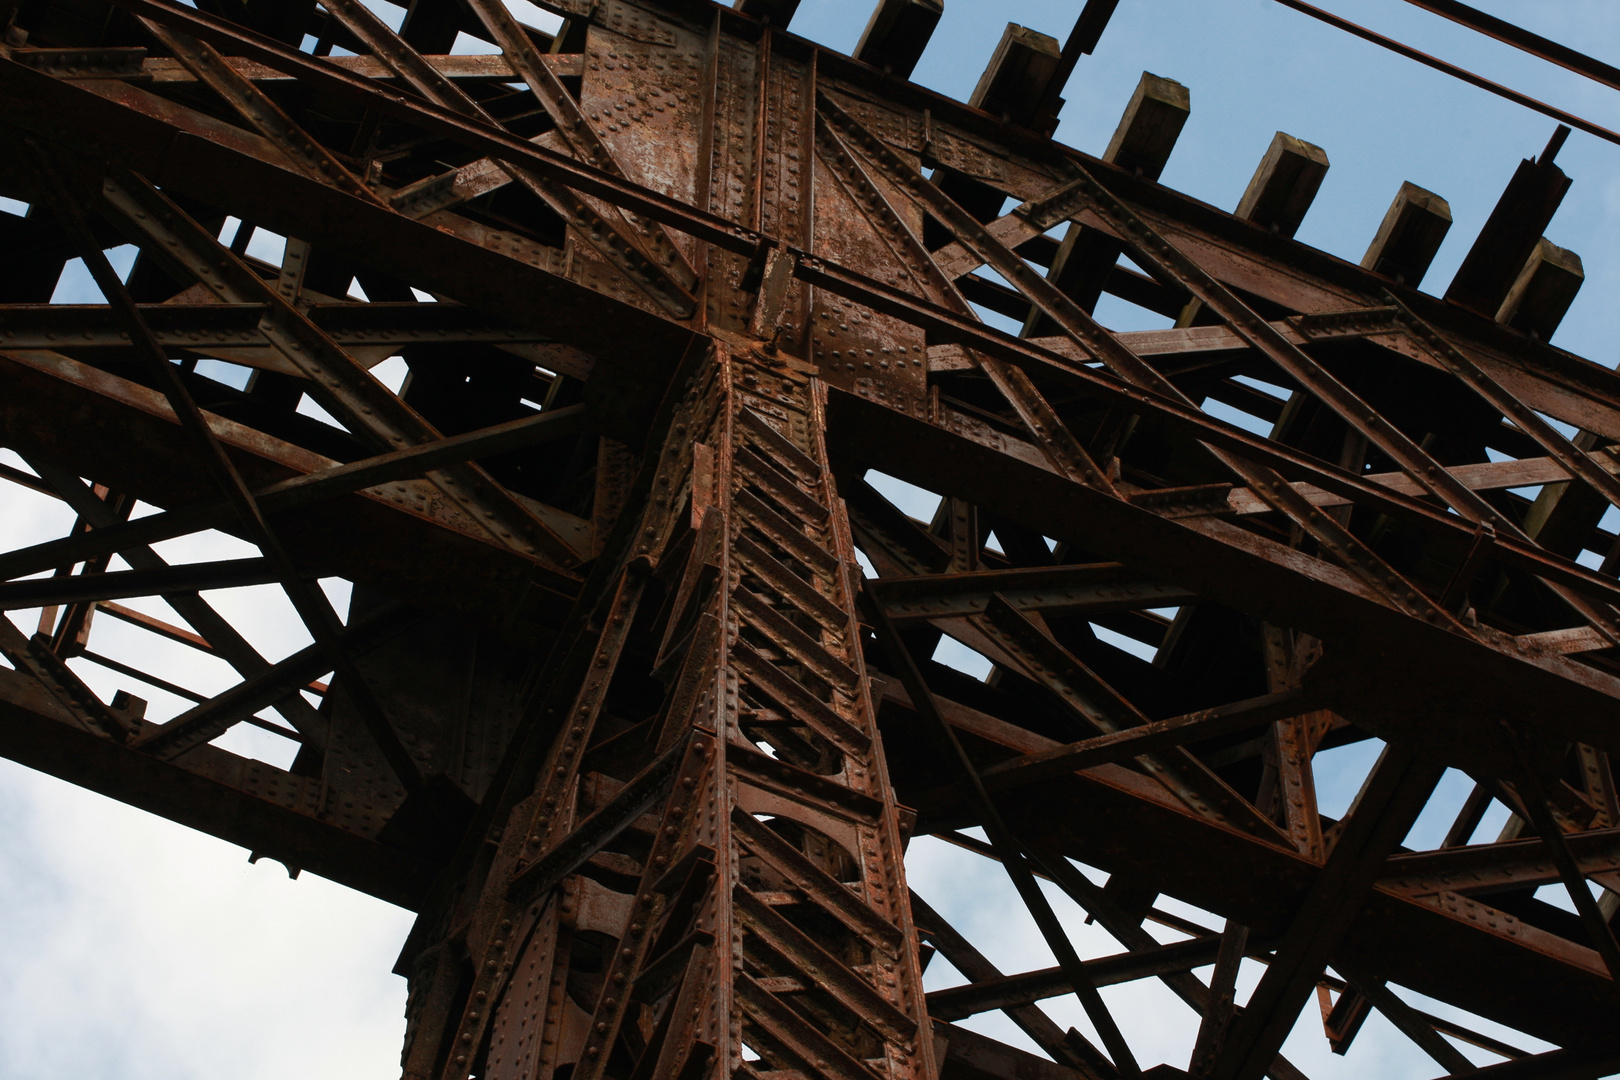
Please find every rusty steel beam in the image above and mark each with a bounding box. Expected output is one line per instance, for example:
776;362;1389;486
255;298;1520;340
863;578;1141;1075
0;404;591;583
874;672;1615;1046
0;302;595;374
130;603;412;760
873;563;1195;623
1384;825;1620;896
0;662;438;906
925;935;1227;1021
1209;744;1446;1080
5;0;1620;1075
979;689;1314;791
0;349;583;641
827;391;1620;767
0;556;287;609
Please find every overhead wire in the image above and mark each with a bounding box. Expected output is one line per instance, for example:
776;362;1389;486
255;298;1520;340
1396;0;1620;93
1270;0;1620;148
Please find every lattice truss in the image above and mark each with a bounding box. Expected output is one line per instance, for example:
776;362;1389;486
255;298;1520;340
0;0;1617;1077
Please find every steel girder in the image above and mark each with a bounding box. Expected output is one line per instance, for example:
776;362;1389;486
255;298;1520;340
1;1;1618;1078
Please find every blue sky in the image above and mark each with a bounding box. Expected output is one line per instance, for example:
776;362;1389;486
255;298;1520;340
2;1;1617;1077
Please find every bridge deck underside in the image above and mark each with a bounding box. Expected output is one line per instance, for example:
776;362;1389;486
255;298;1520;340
0;1;1617;1078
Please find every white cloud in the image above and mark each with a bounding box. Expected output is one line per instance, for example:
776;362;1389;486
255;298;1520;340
0;761;412;1080
1;473;410;1079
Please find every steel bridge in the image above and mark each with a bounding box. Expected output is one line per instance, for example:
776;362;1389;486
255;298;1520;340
1;0;1617;1077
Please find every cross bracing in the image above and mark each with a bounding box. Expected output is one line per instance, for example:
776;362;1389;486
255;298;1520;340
1;0;1618;1077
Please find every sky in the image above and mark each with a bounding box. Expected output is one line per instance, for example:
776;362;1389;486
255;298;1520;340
2;0;1618;1077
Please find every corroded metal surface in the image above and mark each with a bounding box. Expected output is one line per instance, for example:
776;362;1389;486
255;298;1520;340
1;1;1618;1078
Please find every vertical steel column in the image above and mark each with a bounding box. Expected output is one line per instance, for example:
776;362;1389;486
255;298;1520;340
401;343;936;1080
